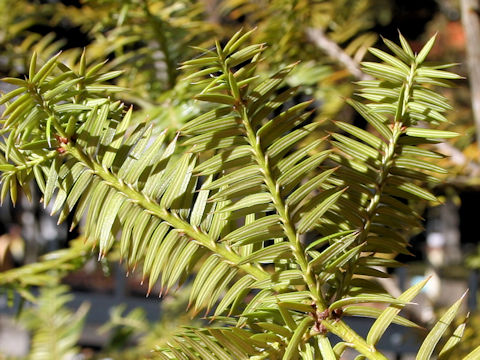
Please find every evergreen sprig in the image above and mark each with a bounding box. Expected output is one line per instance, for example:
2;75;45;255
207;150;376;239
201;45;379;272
20;285;89;360
0;29;478;359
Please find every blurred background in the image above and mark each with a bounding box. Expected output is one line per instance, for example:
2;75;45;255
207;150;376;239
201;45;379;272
0;0;479;359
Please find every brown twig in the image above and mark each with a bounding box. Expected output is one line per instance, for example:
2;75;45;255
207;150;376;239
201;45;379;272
306;27;372;81
461;0;480;147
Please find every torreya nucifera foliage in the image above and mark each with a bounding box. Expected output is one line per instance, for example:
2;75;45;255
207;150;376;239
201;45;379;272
0;29;478;359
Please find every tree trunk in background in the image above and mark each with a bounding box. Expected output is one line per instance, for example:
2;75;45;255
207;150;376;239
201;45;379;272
461;0;480;147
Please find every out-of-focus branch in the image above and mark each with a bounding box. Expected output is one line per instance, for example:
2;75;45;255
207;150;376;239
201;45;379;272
306;26;480;177
306;28;372;81
461;0;480;147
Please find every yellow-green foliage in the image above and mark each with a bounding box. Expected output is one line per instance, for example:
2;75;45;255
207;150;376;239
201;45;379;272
0;1;478;359
20;285;89;360
0;26;478;358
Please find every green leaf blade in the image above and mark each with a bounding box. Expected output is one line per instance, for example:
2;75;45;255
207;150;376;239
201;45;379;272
416;293;466;360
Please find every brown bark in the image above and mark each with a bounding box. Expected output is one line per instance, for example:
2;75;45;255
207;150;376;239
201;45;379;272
461;0;480;147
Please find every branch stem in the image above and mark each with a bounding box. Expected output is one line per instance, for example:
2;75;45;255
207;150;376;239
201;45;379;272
236;95;387;360
32;87;270;283
64;143;269;281
338;64;416;298
217;47;388;360
324;319;389;360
